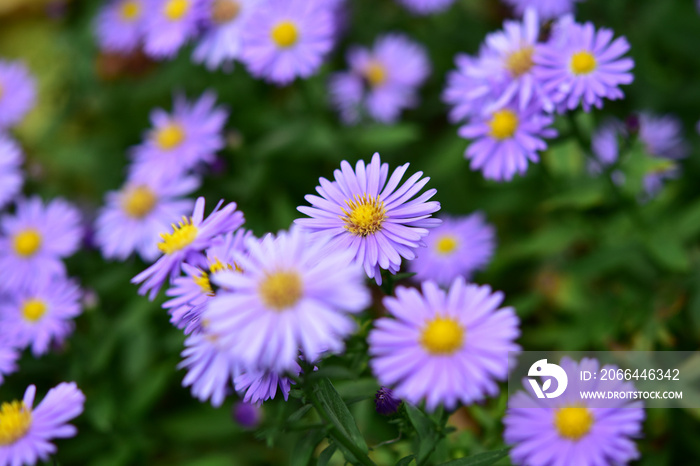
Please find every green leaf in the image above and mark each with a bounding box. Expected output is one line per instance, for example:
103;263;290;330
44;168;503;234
312;378;369;454
291;429;326;466
405;404;440;465
395;455;416;466
438;448;510;466
318;444;338;466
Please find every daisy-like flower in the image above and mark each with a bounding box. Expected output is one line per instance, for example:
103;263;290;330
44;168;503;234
442;53;495;124
0;197;82;293
234;364;299;405
95;0;146;53
502;0;581;20
95;171;199;262
368;278;520;411
0;60;36;130
192;0;260;71
329;34;430;124
0;382;85;466
142;0;206;59
179;332;237;407
0;135;23;210
131;92;228;179
131;197;244;300
534;20;634;112
0;276;82;357
409;213;496;287
204;227;370;373
504;357;644;466
394;0;455;15
240;0;335;85
295;153;441;284
0;345;19;386
458;102;556;181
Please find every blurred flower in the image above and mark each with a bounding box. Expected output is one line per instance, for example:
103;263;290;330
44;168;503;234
0;135;23;210
590;118;624;173
394;0;455;15
240;0;335;85
143;0;207;59
504;357;644;466
234;364;299;405
205;227;370;372
535;20;634;112
458;102;556;181
132;197;245;300
295;152;441;284
0;60;36;131
95;171;199;262
329;34;430;124
0;197;82;293
443;54;495;124
375;386;401;415
192;0;260;71
0;345;19;386
95;0;146;53
502;0;582;20
232;401;261;428
179;332;237;407
130;92;228;179
639;112;688;160
409;213;496;287
0;276;82;357
368;278;520;411
0;382;85;465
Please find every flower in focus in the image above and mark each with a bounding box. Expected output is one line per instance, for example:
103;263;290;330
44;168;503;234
0;60;36;130
0;135;23;210
0;345;19;386
375;386;401;415
0;382;85;465
295;152;441;284
240;0;335;85
179;332;238;407
368;278;520;411
502;0;581;20
393;0;456;15
234;364;299;405
329;34;430;124
142;0;206;59
409;213;496;287
95;0;146;53
205;227;370;372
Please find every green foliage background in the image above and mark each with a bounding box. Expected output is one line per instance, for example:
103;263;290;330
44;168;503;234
1;0;700;464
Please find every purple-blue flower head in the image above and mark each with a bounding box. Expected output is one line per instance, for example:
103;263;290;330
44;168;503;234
179;332;237;407
443;53;495;124
295;153;441;284
502;0;582;20
394;0;456;15
0;60;36;130
234;365;299;405
233;401;261;428
95;0;146;53
0;135;23;210
0;345;19;386
369;278;520;411
142;0;206;59
375;387;401;415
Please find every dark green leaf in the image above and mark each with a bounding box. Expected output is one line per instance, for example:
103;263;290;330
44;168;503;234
291;429;326;466
317;444;338;466
438;448;510;466
313;378;369;454
395;455;416;466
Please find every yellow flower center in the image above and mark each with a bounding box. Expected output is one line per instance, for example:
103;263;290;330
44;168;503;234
570;51;597;75
488;109;519;140
0;401;32;446
506;46;534;77
259;271;303;311
554;405;594;440
120;0;141;21
211;0;240;23
271;21;299;48
363;61;387;87
434;235;459;255
158;217;198;255
12;229;42;257
21;298;48;323
341;194;386;237
163;0;190;20
122;185;157;219
193;259;235;296
420;317;465;355
154;123;186;150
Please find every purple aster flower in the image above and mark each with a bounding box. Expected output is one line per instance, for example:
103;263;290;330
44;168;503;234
590;118;624;172
232;401;261;428
142;0;206;59
192;0;260;71
0;135;23;210
132;196;245;300
295;152;441;284
0;345;19;386
502;0;581;20
95;0;146;53
204;227;370;373
443;53;495;123
534;20;634;112
504;357;644;466
638;112;688;160
0;276;82;357
0;382;85;465
329;34;430;124
409;213;496;287
375;387;401;415
458;102;556;181
0;197;82;293
234;364;299;405
368;278;520;411
240;0;335;85
130;92;228;179
394;0;456;15
179;332;237;407
95;171;199;262
0;60;36;130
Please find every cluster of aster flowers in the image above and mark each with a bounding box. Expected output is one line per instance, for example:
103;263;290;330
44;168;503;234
444;8;634;181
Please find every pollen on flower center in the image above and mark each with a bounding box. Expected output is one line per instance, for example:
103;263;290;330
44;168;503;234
506;46;534;77
122;185;157;218
120;0;141;21
363;61;387;87
158;217;198;255
12;229;42;257
341;194;387;237
434;235;459;255
259;270;303;311
21;298;48;323
154;122;186;150
489;109;519;140
212;0;240;23
271;21;299;48
0;400;32;446
193;259;234;296
570;51;597;75
164;0;190;20
554;405;594;440
420;317;465;355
